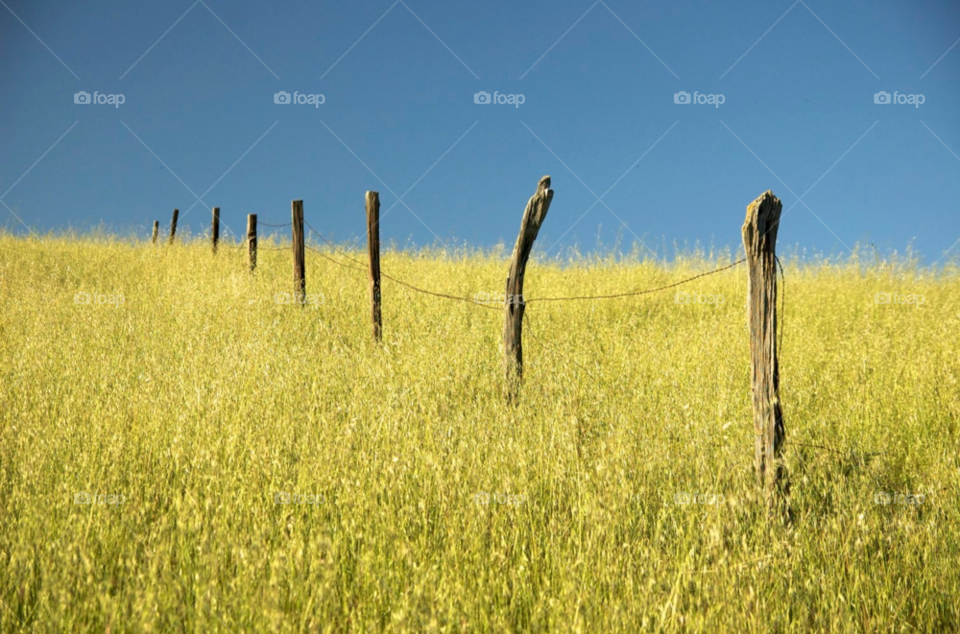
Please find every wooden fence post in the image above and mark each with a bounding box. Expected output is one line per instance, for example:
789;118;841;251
291;200;305;305
151;221;159;244
503;175;553;401
211;207;220;254
247;214;257;272
366;191;382;342
742;190;788;508
168;208;179;244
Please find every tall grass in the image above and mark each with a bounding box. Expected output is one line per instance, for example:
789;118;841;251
1;234;958;631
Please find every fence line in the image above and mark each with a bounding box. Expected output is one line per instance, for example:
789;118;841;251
146;187;796;511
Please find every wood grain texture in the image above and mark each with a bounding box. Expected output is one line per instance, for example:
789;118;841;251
291;201;305;305
168;209;179;244
503;175;553;400
742;190;787;502
211;207;220;254
366;191;382;342
247;214;257;272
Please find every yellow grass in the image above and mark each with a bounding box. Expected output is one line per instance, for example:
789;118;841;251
1;233;958;631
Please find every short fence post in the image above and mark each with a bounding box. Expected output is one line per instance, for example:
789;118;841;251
247;214;257;272
291;200;305;305
742;190;788;509
503;175;553;401
211;207;220;254
168;208;179;244
366;191;382;342
151;221;159;244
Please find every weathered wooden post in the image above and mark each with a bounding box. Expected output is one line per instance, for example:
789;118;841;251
366;191;382;342
211;207;220;254
742;190;787;508
291;200;305;305
168;208;179;244
151;221;159;244
503;175;553;401
247;214;257;272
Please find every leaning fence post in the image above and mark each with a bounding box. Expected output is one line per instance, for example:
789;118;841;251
291;200;305;305
211;207;220;254
503;175;553;401
168;208;179;244
247;214;257;272
366;191;382;342
151;221;159;244
742;190;788;508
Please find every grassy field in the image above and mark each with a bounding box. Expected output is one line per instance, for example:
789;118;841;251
1;233;958;632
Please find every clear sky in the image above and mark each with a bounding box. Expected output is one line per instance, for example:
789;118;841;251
2;0;958;262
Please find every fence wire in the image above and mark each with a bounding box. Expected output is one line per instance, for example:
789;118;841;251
222;217;750;312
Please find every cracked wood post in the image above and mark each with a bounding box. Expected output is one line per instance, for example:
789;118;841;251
168;208;179;244
291;200;305;305
247;214;257;272
151;221;159;244
742;190;787;504
503;175;553;401
211;207;220;254
366;191;382;342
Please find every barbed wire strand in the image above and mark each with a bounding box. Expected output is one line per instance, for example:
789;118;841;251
305;221;746;308
524;258;746;303
305;244;501;311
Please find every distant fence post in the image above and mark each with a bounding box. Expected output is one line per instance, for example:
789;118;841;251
247;214;257;272
168;208;179;244
742;190;788;508
151;221;159;244
292;200;305;305
366;191;382;342
503;175;553;401
211;207;220;254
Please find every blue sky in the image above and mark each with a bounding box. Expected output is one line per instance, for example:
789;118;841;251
1;0;958;261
